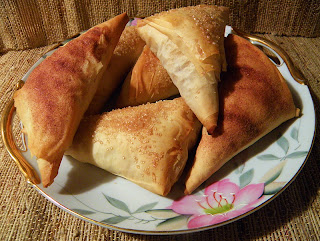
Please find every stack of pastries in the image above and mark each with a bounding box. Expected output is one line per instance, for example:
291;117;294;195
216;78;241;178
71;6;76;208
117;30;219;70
14;5;298;196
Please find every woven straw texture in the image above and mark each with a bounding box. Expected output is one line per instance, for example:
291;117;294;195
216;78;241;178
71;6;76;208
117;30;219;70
1;1;320;240
0;0;319;52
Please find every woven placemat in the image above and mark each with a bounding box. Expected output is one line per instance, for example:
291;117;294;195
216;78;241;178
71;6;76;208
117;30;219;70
0;34;319;240
0;0;319;52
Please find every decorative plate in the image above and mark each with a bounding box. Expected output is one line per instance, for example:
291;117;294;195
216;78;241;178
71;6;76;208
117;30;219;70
1;24;315;235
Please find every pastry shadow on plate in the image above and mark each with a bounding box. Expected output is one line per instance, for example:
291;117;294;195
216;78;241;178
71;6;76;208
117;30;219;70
165;140;200;200
188;118;297;194
58;156;117;195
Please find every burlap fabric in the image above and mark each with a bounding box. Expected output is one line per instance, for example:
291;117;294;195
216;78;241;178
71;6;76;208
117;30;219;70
1;0;319;52
1;1;320;240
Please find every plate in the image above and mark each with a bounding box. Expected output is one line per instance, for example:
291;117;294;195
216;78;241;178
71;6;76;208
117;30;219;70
1;25;315;235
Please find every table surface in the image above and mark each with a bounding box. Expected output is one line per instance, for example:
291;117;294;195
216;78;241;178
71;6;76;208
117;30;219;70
0;34;319;240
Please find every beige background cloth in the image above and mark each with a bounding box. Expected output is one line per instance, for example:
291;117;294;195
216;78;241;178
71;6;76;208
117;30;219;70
0;0;320;240
1;0;319;52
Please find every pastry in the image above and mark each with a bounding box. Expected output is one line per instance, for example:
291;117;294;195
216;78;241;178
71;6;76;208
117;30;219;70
66;98;201;196
116;45;178;108
137;5;229;134
14;13;129;187
86;26;145;114
184;34;298;194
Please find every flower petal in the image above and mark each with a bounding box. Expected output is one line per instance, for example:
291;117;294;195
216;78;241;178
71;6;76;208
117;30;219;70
188;214;229;229
168;195;206;215
205;179;240;205
204;179;230;194
228;195;267;219
234;183;264;207
223;206;252;221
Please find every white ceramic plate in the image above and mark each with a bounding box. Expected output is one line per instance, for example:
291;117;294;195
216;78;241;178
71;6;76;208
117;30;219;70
4;25;315;235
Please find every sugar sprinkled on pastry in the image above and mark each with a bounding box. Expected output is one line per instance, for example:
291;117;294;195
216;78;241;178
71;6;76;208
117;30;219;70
137;5;229;134
66;98;201;196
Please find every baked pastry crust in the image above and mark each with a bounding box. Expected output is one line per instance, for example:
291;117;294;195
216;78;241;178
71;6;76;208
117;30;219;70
137;5;229;133
66;98;201;196
86;26;145;114
14;13;129;187
184;34;298;194
116;45;178;108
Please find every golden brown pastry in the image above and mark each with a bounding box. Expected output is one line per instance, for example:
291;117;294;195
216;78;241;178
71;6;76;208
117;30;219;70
184;34;298;194
116;45;178;108
86;26;145;114
66;98;201;196
137;5;229;134
13;13;129;187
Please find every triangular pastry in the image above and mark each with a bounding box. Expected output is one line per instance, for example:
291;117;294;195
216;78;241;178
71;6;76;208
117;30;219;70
137;5;229;134
14;13;129;187
184;34;298;194
66;98;201;196
86;26;145;114
116;45;178;108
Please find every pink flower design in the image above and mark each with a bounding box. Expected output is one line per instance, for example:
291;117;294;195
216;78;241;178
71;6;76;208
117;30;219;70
130;18;140;26
168;179;264;229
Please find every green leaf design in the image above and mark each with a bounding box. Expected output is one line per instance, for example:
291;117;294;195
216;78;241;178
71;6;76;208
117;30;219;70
101;216;130;224
234;163;245;174
103;194;131;214
290;126;299;141
156;215;189;231
257;154;280;161
277;136;289;154
145;209;180;219
239;168;254;188
264;182;286;195
286;151;308;159
72;209;95;215
259;160;287;185
133;202;158;213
